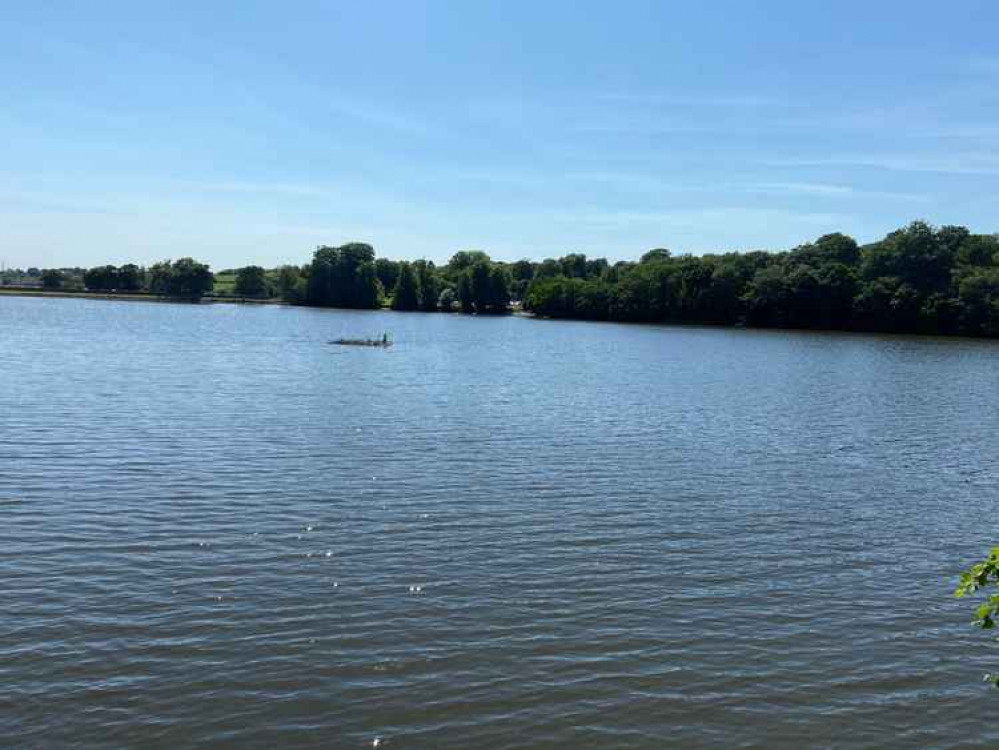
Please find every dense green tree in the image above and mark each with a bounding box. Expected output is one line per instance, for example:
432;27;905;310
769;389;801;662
305;243;379;309
438;287;457;311
585;257;609;278
173;258;214;297
641;248;672;264
511;259;534;282
510;259;535;300
234;265;269;297
84;265;118;291
535;258;562;279
41;269;65;289
469;262;492;311
375;258;400;294
463;261;510;313
354;262;380;309
58;220;999;336
862;220;952;292
391;262;421;311
149;258;214;298
276;265;302;301
149;261;173;295
521;221;999;336
456;272;474;313
118;264;143;291
486;266;511;312
415;260;441;311
798;233;860;266
559;253;588;278
448;250;491;273
956;235;999;267
956;267;999;335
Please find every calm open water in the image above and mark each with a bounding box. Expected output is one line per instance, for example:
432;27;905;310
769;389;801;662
2;295;999;749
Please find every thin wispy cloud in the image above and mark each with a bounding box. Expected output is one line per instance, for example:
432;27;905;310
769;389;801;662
767;155;999;176
744;182;928;201
746;182;852;197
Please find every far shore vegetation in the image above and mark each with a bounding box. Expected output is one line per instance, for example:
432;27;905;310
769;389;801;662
5;220;999;337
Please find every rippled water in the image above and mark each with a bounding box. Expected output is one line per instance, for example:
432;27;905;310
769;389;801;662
3;295;999;748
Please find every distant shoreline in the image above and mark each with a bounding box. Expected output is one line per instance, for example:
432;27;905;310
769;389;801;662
4;283;999;343
0;287;283;305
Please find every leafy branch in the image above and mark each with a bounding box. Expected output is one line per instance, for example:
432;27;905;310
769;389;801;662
955;546;999;686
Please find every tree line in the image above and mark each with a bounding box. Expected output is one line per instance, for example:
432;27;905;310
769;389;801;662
19;220;999;336
278;245;512;313
522;221;999;336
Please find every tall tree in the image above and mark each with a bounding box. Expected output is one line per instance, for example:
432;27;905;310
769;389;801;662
118;264;144;291
375;258;400;295
391;262;421;310
41;269;65;289
234;266;269;297
149;258;213;298
84;265;118;291
487;266;511;312
304;243;379;309
276;265;301;301
456;272;474;313
172;258;214;298
415;260;440;311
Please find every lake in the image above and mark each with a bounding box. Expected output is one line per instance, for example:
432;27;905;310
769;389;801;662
2;295;999;749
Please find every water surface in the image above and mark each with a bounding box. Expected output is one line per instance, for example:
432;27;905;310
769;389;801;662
2;295;999;748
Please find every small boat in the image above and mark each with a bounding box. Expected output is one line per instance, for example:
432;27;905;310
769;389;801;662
329;334;393;348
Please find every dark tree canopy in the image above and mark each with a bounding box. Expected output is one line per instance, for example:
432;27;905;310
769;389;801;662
438;286;457;312
456;272;474;313
305;243;379;309
118;264;144;291
84;265;119;291
414;260;440;312
521;221;999;337
391;262;421;311
641;248;672;264
234;266;269;297
149;258;214;298
41;269;65;289
448;250;491;272
375;258;400;294
276;265;303;302
60;220;999;337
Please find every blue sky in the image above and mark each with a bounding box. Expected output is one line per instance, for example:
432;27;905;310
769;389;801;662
3;0;999;269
